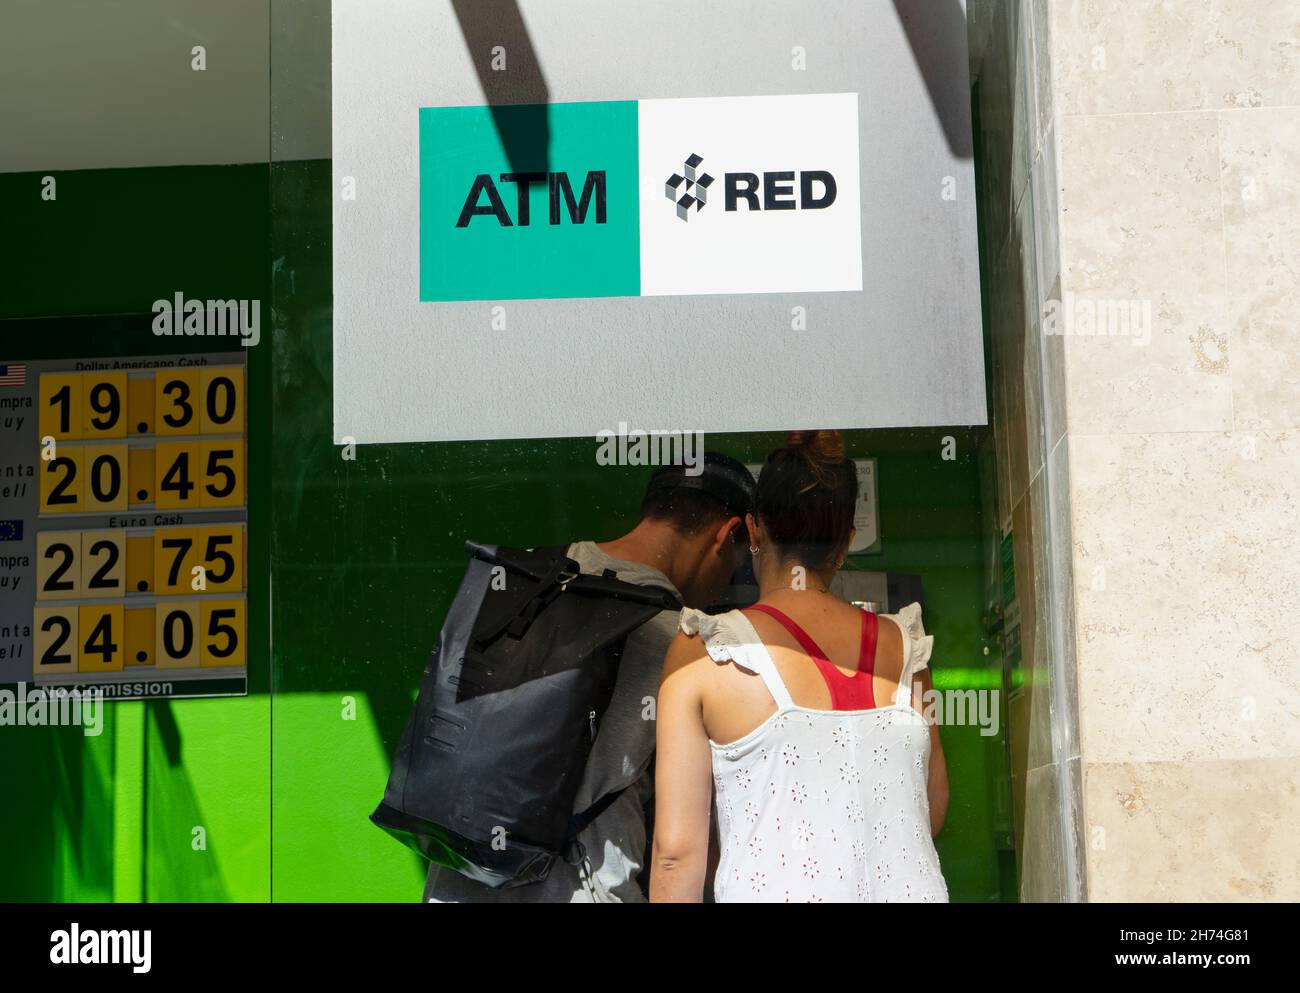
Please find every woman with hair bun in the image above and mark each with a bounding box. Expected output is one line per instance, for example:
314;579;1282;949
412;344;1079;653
650;430;949;903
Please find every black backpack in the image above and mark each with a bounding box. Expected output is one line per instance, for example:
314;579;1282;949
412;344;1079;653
370;541;681;888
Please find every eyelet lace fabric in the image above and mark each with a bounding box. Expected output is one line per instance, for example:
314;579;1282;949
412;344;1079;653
681;603;948;903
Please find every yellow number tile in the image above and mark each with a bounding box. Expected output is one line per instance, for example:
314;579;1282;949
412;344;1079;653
200;599;246;667
80;531;126;599
33;607;79;676
125;607;155;667
192;525;244;594
82;444;129;512
126;534;154;595
200;366;245;435
127;375;155;436
36;531;81;601
153;442;201;510
78;604;124;674
199;439;245;508
155;602;200;669
82;372;128;439
154;369;201;436
128;447;155;506
39;446;84;514
153;527;197;597
38;373;83;441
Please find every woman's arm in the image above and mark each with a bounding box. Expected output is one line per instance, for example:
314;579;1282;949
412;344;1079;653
649;631;714;903
915;667;949;836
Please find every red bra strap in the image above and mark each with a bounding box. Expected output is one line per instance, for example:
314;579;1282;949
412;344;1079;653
745;603;832;665
859;609;878;679
745;603;877;710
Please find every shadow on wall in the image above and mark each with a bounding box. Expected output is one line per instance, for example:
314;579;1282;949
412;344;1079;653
451;0;551;173
143;702;233;902
448;0;973;170
0;715;114;900
893;0;974;159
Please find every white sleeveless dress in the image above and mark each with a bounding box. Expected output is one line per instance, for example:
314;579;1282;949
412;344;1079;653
679;603;948;903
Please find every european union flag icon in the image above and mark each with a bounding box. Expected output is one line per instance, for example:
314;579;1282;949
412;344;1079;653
0;520;24;541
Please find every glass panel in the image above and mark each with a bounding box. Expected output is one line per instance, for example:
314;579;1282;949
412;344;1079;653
269;0;1012;904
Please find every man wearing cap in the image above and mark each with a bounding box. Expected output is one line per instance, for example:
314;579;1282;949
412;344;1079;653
424;453;756;903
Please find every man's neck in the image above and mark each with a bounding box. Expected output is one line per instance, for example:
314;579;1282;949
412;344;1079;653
595;521;692;592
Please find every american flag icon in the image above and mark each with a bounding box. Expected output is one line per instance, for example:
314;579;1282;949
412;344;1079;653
0;363;26;387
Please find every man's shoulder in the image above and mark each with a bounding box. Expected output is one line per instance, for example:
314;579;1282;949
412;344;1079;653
565;540;678;594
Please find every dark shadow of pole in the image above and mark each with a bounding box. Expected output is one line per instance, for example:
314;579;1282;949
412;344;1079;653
892;0;975;160
449;0;551;174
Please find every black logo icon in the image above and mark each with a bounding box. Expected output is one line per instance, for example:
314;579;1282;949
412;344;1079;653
664;154;714;221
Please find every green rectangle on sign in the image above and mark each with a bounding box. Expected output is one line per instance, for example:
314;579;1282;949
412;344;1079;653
419;101;641;301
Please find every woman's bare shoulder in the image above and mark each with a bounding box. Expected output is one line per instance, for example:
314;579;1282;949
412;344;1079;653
662;626;711;681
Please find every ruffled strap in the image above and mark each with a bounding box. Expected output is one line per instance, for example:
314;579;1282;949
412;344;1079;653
881;601;934;705
678;608;794;710
678;608;745;666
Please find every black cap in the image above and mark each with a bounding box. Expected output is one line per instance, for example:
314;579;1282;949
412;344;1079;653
644;452;756;518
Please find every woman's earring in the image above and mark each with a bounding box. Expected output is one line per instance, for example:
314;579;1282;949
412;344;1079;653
749;545;760;555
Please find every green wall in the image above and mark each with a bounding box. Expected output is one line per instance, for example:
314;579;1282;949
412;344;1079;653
0;165;272;902
0;161;1014;902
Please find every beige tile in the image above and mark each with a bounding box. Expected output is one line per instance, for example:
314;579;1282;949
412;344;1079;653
1084;758;1300;901
1068;431;1300;764
1220;107;1300;430
1059;112;1232;433
1053;0;1300;117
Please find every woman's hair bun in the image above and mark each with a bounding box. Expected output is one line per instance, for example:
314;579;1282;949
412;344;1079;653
785;429;846;479
755;429;857;569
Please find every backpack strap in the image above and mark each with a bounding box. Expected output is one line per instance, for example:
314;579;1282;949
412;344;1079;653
567;786;629;841
467;545;578;645
468;543;680;647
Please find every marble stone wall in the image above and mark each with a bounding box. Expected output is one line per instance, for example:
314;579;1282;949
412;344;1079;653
1052;0;1300;902
974;0;1300;901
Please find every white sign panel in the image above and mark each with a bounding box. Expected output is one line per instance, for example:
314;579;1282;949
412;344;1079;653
637;93;862;297
332;0;984;443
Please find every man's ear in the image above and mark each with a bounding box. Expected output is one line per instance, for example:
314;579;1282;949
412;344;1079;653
713;515;742;553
